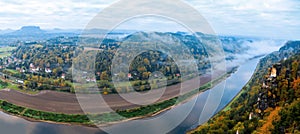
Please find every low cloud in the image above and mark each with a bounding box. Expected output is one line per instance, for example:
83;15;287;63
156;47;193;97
0;0;299;39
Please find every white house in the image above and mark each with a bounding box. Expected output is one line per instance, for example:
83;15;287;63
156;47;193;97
91;78;96;82
45;68;52;73
20;68;26;73
16;80;24;84
61;73;65;79
128;73;132;78
31;66;40;72
30;63;35;68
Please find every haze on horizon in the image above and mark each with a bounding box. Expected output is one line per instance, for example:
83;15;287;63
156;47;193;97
0;0;299;39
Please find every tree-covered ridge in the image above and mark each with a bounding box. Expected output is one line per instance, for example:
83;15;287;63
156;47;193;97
0;32;258;94
1;32;212;93
92;32;212;80
73;32;212;93
81;32;253;81
257;41;300;72
189;41;300;134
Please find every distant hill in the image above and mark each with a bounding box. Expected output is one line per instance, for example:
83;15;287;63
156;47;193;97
4;26;79;37
9;26;46;36
257;41;300;72
0;26;137;44
0;26;79;44
0;27;282;66
0;29;14;35
120;31;250;55
108;31;281;65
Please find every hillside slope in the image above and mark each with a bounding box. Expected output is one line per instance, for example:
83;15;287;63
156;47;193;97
189;41;300;134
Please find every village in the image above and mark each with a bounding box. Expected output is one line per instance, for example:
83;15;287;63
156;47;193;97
0;43;182;94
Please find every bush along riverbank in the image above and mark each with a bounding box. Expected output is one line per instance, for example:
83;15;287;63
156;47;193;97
0;68;236;126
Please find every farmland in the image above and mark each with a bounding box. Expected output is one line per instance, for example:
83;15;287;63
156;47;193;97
0;46;16;58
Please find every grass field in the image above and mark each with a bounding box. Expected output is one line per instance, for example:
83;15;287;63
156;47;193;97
0;46;16;58
0;80;8;89
0;85;6;89
4;69;19;74
7;83;39;95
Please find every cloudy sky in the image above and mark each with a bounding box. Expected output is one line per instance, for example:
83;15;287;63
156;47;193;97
0;0;299;39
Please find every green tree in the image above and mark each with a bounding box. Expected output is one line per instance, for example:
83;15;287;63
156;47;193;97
101;71;109;80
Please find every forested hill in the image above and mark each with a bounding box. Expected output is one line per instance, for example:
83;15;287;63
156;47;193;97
1;31;279;94
189;41;300;134
258;41;300;72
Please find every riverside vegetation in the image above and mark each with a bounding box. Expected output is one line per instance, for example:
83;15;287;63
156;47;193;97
0;70;234;126
189;41;300;134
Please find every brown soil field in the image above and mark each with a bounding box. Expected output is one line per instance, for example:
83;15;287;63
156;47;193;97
0;71;225;114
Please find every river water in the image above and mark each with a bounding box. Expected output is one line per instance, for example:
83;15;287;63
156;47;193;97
0;58;259;134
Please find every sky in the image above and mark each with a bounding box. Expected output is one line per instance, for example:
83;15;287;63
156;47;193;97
0;0;299;39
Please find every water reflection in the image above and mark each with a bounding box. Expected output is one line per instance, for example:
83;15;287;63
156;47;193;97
0;59;259;134
169;58;259;133
0;111;104;134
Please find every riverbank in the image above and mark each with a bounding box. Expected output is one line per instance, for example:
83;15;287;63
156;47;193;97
187;58;262;134
0;67;237;127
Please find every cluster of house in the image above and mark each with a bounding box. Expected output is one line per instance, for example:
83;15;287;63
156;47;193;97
80;71;96;82
9;63;54;74
0;56;22;69
0;55;55;74
29;63;66;79
81;72;137;83
15;67;26;73
85;77;97;82
29;63;52;73
111;71;180;81
111;72;135;79
0;55;68;82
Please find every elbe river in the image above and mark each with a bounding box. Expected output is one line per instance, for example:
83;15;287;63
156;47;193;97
0;58;260;134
